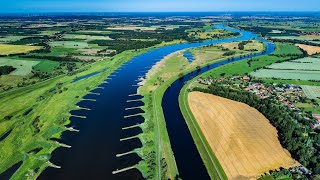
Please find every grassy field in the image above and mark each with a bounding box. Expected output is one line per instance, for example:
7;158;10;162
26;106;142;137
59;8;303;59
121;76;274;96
63;34;113;41
250;57;320;81
49;41;89;49
251;69;320;81
301;85;320;99
0;49;146;179
296;44;320;55
260;79;320;86
200;43;303;79
106;25;157;31
272;43;303;56
0;58;40;76
33;60;59;72
267;57;320;70
270;35;320;41
0;44;42;55
188;92;299;179
0;36;28;43
187;24;237;40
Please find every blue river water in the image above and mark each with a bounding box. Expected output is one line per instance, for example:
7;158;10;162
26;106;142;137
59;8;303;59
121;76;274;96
33;25;275;180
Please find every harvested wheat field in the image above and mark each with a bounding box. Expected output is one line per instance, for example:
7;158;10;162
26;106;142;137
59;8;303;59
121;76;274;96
188;91;300;180
296;44;320;55
0;44;42;55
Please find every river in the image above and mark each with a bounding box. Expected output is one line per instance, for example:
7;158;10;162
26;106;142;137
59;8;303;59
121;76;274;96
37;25;274;179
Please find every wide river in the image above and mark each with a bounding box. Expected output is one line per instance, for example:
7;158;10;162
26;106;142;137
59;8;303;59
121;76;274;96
38;25;275;179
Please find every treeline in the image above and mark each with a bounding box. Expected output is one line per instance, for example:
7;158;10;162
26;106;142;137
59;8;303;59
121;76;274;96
21;54;85;62
108;27;190;42
222;51;236;56
0;66;16;75
271;38;320;47
193;84;320;175
238;40;251;50
89;39;161;53
239;26;300;37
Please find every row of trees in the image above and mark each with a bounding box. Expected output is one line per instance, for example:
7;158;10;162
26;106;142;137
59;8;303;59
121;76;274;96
0;66;16;76
193;84;320;175
238;40;252;50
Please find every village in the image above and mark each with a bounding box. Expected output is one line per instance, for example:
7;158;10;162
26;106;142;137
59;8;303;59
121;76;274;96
197;75;320;130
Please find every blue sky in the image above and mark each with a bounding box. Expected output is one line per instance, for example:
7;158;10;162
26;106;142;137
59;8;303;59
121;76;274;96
1;0;320;13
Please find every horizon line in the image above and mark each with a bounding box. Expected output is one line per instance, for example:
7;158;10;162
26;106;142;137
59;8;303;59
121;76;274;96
0;11;319;14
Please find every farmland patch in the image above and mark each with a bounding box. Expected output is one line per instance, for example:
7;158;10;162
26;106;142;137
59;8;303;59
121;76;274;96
301;85;320;99
0;58;39;76
188;92;299;179
251;69;320;81
296;44;320;55
49;41;89;49
0;44;42;56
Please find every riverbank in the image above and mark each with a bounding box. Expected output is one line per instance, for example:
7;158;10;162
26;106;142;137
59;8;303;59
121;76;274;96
0;40;184;179
137;39;265;179
176;42;308;179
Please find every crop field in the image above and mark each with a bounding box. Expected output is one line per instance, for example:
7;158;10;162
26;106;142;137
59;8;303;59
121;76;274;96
0;36;28;43
49;41;89;49
272;43;303;56
301;85;320;99
251;69;320;81
63;34;113;40
270;35;320;41
251;57;320;81
75;30;115;35
33;60;59;72
0;44;42;55
296;44;320;55
188;92;299;179
190;41;264;64
106;25;157;31
267;57;320;70
0;58;39;76
39;31;60;36
243;40;264;51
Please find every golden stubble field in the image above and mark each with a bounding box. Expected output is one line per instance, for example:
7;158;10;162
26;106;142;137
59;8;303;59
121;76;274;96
188;91;300;179
0;44;42;55
296;44;320;55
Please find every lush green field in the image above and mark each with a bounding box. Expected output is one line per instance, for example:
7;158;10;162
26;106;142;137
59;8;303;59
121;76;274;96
251;69;320;81
200;43;303;79
49;41;89;49
301;85;320;99
0;44;42;55
271;43;303;56
0;49;144;179
0;36;28;43
252;57;320;82
267;57;320;70
261;78;320;86
63;34;113;41
34;60;59;72
270;35;320;41
0;58;39;76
